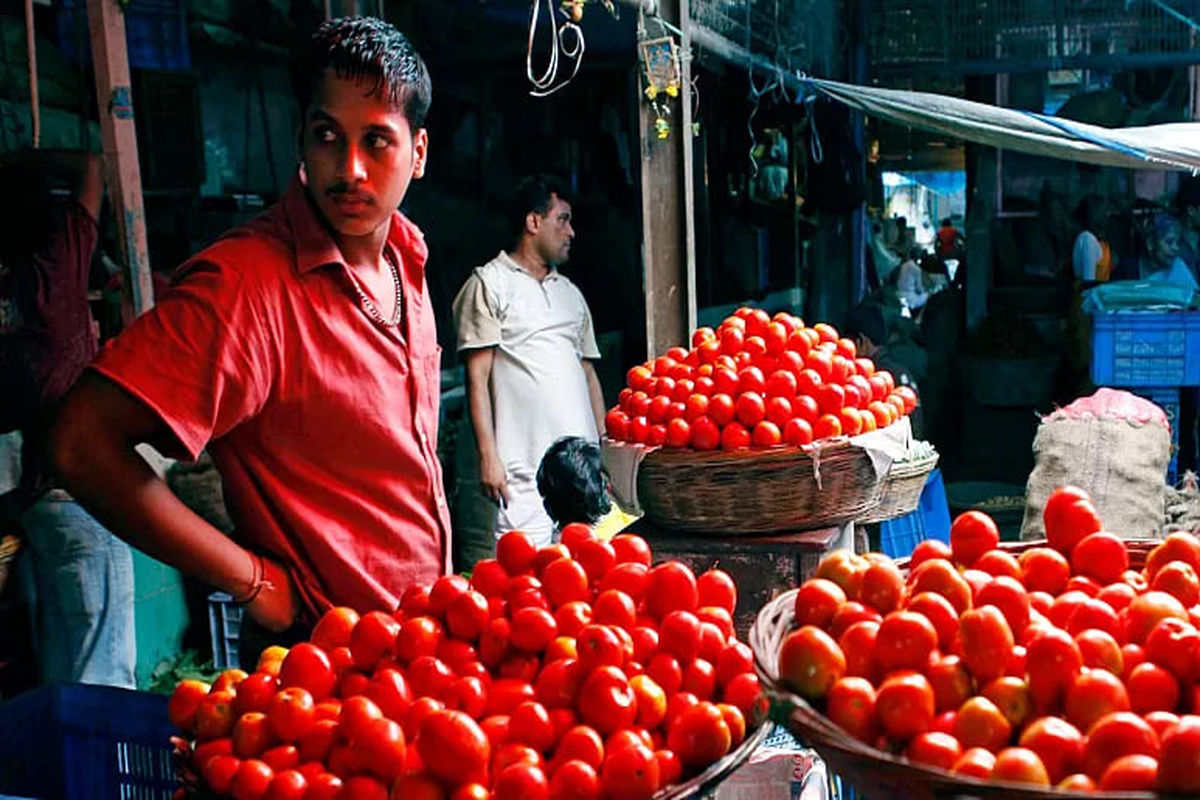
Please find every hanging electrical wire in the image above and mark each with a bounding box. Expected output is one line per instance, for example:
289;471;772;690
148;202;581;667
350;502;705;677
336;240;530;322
526;0;586;97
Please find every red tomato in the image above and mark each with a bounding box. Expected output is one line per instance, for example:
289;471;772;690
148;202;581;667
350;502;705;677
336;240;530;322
231;759;274;800
1144;616;1200;682
875;670;935;740
1126;590;1189;645
197;690;239;741
779;625;846;700
446;590;491;641
951;747;995;779
549;759;598;800
1042;486;1101;557
1082;711;1160;781
169;679;210;733
927;655;973;714
349;613;400;673
1071;532;1129;585
793;578;846;628
720;422;751;451
954;696;1011;753
957;605;1014;685
909;539;952;569
949;511;999;568
875;610;939;673
829;601;883;640
904;592;958;652
508;701;557;754
721;672;766;725
1018;715;1084;784
541;558;590;608
1157;715;1200;792
976;576;1031;636
1064;669;1130;733
598;742;659;800
905;731;962;770
645;561;699;619
1125;662;1180;714
826;676;877;743
1153;560;1200;606
416;710;490;788
783;418;814;446
577;666;637;735
813;414;842;440
233;712;275;759
1074;629;1124;676
991;747;1050;787
277;644;336;702
204;755;243;795
1025;628;1083;712
407;655;455;700
859;560;904;615
1019;547;1070;595
267;687;316;744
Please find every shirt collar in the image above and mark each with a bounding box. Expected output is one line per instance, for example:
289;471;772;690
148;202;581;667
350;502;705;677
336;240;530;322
497;250;560;281
282;176;429;275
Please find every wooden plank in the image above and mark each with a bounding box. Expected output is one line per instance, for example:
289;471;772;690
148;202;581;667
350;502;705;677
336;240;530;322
87;0;154;319
638;0;691;359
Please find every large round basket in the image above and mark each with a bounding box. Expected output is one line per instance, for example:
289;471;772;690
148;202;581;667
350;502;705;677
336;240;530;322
634;440;885;534
747;539;1159;800
860;449;939;525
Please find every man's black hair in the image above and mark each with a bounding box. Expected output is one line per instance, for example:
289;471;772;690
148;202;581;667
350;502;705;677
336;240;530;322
510;174;571;241
842;303;889;348
292;16;432;131
536;436;611;527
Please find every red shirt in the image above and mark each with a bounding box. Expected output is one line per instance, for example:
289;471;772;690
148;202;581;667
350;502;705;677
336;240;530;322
92;179;451;615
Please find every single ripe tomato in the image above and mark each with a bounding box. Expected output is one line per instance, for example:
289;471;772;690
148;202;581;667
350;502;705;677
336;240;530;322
349;613;400;673
278;644;336;702
666;701;732;769
826;676;877;743
1064;669;1130;733
991;747;1050;787
1018;715;1084;784
949;510;999;568
793;577;847;628
416;710;490;787
1082;711;1160;781
169;679;211;733
951;747;995;779
957;605;1014;685
905;731;962;771
598;742;659;800
1042;486;1101;556
1019;547;1071;595
875;670;935;740
1157;715;1200;792
953;696;1011;753
778;626;845;700
1071;532;1129;586
874;610;938;673
644;561;698;619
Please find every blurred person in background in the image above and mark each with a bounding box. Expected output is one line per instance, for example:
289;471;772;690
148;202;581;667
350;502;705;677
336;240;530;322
0;149;136;688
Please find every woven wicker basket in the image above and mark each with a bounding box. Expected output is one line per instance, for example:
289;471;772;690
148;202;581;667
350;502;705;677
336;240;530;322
748;539;1159;800
634;440;885;534
860;450;939;525
174;717;771;800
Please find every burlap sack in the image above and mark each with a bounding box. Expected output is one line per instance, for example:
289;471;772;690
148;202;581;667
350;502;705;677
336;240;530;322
1021;389;1170;541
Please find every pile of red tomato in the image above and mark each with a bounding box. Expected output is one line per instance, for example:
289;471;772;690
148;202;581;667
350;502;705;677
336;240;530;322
778;485;1200;793
169;527;765;800
604;307;917;451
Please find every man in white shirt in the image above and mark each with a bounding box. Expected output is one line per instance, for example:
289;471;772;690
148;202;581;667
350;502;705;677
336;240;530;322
452;175;606;562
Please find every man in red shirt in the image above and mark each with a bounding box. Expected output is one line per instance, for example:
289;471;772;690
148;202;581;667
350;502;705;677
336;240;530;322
49;17;450;646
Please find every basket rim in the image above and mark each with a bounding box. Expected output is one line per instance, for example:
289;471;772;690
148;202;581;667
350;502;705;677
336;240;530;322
631;436;862;468
747;539;1162;800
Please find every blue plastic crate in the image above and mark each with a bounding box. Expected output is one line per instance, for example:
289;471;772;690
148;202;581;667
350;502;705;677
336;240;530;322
208;591;242;671
0;684;176;800
1091;311;1200;387
57;0;191;72
879;509;925;558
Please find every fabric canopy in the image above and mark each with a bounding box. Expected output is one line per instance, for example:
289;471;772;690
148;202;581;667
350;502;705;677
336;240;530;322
804;77;1200;173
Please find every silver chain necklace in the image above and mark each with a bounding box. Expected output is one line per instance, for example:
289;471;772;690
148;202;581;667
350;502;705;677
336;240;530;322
354;248;403;328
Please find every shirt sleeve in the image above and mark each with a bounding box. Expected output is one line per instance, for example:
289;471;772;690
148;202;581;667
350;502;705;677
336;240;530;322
90;257;275;460
579;297;601;360
452;272;501;351
1074;232;1101;281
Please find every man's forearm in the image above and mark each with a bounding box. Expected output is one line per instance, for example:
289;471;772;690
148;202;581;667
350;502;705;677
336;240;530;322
584;361;606;434
466;378;502;469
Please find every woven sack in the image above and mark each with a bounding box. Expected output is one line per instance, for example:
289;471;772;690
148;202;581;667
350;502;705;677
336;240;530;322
1021;388;1168;541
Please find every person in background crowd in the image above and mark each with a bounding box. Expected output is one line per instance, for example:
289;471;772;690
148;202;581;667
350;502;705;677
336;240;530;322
894;247;930;316
0;149;136;688
48;18;448;664
453;175;606;566
1141;212;1198;291
1174;176;1200;274
535;436;639;542
935;217;963;261
1072;195;1112;285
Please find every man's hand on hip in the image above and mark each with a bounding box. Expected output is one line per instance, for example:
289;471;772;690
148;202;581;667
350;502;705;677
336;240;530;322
246;556;302;633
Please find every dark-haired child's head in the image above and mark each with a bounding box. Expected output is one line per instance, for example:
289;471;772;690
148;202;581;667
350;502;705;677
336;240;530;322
536;436;611;527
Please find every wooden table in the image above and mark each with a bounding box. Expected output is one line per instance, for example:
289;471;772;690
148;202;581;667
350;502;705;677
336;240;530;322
634;520;852;637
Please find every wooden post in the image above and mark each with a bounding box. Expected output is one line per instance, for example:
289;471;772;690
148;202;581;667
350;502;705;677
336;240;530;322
88;0;154;318
24;0;40;148
637;0;694;359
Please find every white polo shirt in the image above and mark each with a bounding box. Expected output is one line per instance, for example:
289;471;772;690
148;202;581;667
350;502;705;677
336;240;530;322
453;251;601;541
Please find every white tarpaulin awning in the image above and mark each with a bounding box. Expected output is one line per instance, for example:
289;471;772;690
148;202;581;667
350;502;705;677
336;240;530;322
804;77;1200;173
